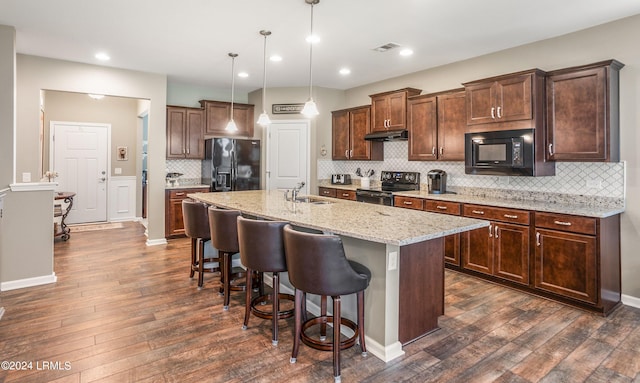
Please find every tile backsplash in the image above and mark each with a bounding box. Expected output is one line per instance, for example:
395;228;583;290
318;141;625;200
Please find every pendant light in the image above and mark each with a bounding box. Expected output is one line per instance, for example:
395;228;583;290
225;53;239;132
301;0;320;118
257;30;272;127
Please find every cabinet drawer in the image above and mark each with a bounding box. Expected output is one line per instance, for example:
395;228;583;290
535;212;596;235
394;196;424;210
318;187;337;198
463;204;530;225
424;200;461;216
336;190;356;201
168;188;208;199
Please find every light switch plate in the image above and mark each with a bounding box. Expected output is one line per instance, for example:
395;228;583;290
114;167;122;175
388;251;398;271
22;172;31;182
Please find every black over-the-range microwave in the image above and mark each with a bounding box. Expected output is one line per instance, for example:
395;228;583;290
465;129;545;176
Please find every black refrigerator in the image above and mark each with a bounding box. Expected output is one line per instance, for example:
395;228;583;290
202;138;261;192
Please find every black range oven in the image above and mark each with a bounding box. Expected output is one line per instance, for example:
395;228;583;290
356;171;420;206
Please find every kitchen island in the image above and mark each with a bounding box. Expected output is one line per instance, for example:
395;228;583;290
189;189;488;362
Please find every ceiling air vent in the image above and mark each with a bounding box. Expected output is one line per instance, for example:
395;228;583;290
372;42;401;52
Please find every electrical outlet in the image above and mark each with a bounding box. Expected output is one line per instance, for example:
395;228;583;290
586;179;603;189
22;172;31;182
388;251;398;271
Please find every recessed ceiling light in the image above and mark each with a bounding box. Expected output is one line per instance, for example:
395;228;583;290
270;55;282;62
339;68;351;75
238;72;249;78
399;48;414;57
95;52;110;61
306;34;320;44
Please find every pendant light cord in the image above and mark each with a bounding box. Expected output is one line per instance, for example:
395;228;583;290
229;53;236;120
261;31;269;110
308;3;314;99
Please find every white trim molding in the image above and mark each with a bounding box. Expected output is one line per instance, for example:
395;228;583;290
622;294;640;309
109;176;137;222
9;182;57;192
1;273;57;291
146;238;168;246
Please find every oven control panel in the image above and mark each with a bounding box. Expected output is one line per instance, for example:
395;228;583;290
380;171;420;185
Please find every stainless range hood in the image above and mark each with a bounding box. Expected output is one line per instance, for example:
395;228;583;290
363;129;408;141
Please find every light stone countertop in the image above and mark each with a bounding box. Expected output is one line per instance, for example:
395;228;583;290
188;190;488;246
392;190;624;218
318;180;624;218
165;184;209;190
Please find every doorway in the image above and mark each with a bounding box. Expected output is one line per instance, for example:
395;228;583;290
266;120;310;193
51;121;110;224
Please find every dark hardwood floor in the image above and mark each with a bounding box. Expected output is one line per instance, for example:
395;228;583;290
1;221;639;382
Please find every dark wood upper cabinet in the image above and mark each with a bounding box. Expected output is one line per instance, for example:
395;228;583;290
166;106;204;159
407;89;466;161
545;60;624;162
199;100;255;138
463;69;545;132
370;88;421;132
331;105;382;161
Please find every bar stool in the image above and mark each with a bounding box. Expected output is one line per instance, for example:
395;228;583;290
182;199;220;290
237;216;294;346
208;207;246;311
283;224;371;382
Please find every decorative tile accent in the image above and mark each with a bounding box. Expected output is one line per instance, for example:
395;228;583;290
166;159;201;179
318;141;625;200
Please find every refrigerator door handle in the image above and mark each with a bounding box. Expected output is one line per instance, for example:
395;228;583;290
230;150;237;191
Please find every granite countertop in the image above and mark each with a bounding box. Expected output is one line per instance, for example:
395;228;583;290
165;184;209;190
188;190;488;246
393;190;624;218
318;180;623;218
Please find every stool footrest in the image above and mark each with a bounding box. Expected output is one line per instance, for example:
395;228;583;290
250;293;295;320
300;316;359;351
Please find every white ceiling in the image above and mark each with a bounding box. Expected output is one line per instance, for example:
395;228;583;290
2;0;640;94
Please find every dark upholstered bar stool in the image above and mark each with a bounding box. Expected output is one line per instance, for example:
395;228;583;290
208;207;244;311
182;199;220;290
237;216;294;346
283;225;371;382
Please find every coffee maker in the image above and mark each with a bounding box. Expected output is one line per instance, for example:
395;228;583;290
427;169;447;194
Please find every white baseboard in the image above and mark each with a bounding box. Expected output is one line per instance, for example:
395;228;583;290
1;273;57;291
622;294;640;309
146;238;168;246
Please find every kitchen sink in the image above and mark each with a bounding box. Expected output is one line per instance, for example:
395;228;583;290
294;197;333;205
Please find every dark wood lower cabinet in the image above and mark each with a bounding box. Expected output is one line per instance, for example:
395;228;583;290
494;223;530;285
165;188;209;238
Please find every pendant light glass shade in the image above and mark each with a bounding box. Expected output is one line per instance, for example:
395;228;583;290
225;53;239;132
301;0;320;118
257;30;272;127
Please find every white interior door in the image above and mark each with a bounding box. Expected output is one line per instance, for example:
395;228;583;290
266;120;310;193
51;122;109;224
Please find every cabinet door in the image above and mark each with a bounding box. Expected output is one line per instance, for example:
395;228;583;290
336;190;356;201
534;228;597;303
407;95;437;161
166;196;186;237
318;187;337;198
167;107;186;158
203;101;230;136
394;196;424;210
466;82;495;125
370;95;389;132
387;92;408;130
233;104;255;138
494;223;530;285
444;234;460;266
496;74;532;123
546;66;607;161
185;109;204;159
436;91;466;161
332;110;350;160
461;225;493;275
349;106;374;160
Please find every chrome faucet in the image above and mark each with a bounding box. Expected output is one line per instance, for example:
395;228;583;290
292;181;305;201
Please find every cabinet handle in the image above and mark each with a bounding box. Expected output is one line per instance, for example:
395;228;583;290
342;193;349;197
350;150;353;157
495;226;499;238
553;220;572;226
436;206;448;210
491;107;496;119
404;201;413;205
489;224;493;238
536;232;541;246
345;150;349;158
504;214;518;219
548;143;554;156
472;210;485;215
440;147;444;156
175;192;185;196
186;148;190;154
431;147;436;156
496;106;502;119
